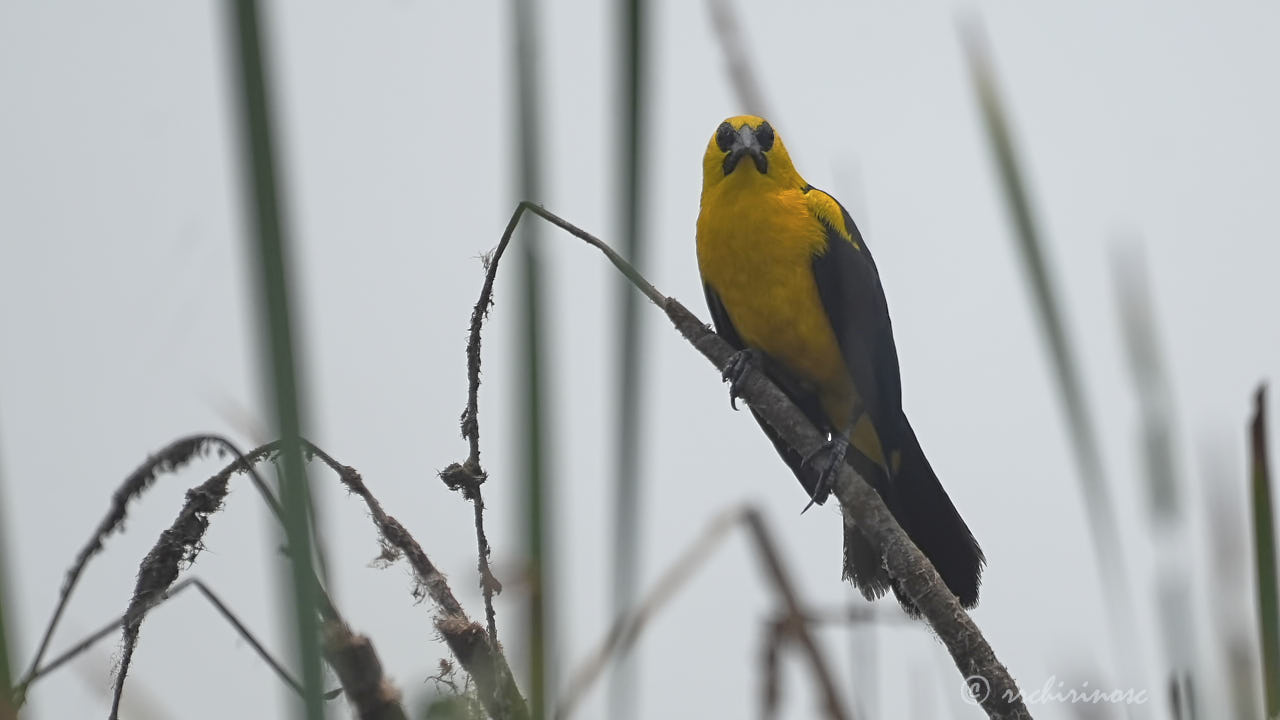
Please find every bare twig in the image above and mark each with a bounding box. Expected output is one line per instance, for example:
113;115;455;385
761;603;898;719
330;455;528;720
108;440;298;718
439;464;502;645
323;620;409;720
454;289;501;651
474;203;1031;720
757;603;893;720
17;435;407;720
557;505;746;718
194;578;311;697
18;434;281;701
741;509;851;719
558;504;889;720
21;578;302;696
557;509;863;720
760;613;790;720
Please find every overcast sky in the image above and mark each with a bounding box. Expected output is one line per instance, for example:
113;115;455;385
2;2;1278;718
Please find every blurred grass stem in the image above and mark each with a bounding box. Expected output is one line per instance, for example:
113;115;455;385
510;0;553;717
961;22;1144;704
0;430;14;719
227;1;324;718
609;2;647;720
1113;245;1201;718
1251;386;1278;716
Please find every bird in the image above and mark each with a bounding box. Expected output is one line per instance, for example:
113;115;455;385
695;115;984;613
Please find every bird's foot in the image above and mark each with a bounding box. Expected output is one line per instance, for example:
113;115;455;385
799;431;849;513
721;348;763;410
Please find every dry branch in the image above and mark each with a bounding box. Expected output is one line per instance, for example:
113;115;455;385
21;577;301;696
107;440;296;719
555;505;850;719
740;509;850;719
21;435;258;688
323;620;409;720
15;435;280;709
475;202;1031;720
325;451;528;720
16;436;408;720
440;462;502;646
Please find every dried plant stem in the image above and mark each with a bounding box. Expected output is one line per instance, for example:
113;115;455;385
559;505;858;720
105;440;348;719
326;452;528;720
19;434;280;699
557;506;745;719
740;509;851;719
18;437;407;720
323;619;409;720
23;578;302;696
439;463;502;647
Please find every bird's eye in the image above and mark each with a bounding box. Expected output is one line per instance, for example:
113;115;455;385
715;122;735;152
756;121;775;151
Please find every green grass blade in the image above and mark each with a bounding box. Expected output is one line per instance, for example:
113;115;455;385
0;429;15;719
609;2;647;720
510;0;552;717
1112;244;1199;718
960;23;1146;698
1251;386;1278;715
227;2;324;718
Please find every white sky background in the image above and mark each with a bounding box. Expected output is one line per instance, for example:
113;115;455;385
1;1;1277;718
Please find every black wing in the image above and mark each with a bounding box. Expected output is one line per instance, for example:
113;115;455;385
805;187;906;463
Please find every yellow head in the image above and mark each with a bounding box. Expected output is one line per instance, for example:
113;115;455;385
701;115;806;193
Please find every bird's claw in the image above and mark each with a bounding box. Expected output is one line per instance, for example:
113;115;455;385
799;432;849;513
721;348;761;410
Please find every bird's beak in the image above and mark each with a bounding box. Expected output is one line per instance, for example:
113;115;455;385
723;125;769;176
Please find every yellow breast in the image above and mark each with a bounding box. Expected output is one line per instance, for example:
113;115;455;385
696;183;856;428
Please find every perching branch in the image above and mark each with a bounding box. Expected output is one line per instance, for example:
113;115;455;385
471;202;1031;720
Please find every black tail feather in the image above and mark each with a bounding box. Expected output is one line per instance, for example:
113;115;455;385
750;403;983;612
842;520;891;601
887;418;985;611
837;416;984;614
